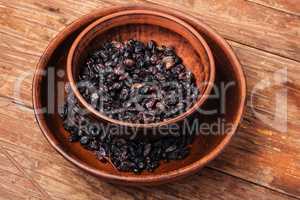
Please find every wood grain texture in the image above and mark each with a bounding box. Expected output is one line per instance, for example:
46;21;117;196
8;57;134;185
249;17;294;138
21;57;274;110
209;41;300;197
0;150;44;200
0;0;299;199
0;129;296;200
139;0;300;61
247;0;300;16
11;158;300;200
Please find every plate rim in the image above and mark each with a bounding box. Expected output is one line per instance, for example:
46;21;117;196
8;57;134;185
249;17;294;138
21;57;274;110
32;4;247;185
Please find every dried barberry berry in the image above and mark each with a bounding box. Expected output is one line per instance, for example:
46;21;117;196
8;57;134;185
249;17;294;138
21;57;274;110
60;39;199;174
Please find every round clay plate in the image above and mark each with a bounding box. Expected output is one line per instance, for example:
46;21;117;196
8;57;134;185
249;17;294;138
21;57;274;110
32;5;246;185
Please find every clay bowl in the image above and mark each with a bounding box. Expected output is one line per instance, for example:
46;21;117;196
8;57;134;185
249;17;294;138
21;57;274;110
67;10;215;129
33;5;246;185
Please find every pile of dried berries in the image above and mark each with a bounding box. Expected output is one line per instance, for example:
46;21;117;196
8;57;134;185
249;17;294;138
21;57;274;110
60;40;199;173
59;93;194;173
77;40;199;123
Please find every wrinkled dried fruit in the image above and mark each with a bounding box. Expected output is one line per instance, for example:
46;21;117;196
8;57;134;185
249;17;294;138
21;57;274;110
77;40;199;124
162;56;175;69
60;40;199;173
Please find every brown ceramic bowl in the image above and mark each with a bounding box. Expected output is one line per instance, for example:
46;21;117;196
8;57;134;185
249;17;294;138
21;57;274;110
67;10;215;129
33;5;246;185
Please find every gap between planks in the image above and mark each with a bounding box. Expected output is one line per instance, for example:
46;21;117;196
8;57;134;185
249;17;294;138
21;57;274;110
0;147;53;200
246;0;300;17
0;94;33;110
226;38;300;63
1;1;300;64
207;166;300;200
1;8;300;67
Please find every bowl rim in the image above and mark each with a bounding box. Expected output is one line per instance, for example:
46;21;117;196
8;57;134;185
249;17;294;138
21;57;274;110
66;9;216;128
33;4;246;185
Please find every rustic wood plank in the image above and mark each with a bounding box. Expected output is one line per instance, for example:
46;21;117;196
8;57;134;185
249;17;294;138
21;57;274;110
0;0;299;199
138;0;300;61
0;47;35;107
0;99;56;155
4;147;139;200
1;0;300;62
209;41;300;197
0;149;21;175
0;167;44;200
0;0;111;50
0;5;57;46
231;41;300;123
247;0;300;16
0;0;111;26
0;186;42;200
2;148;54;199
3;145;297;200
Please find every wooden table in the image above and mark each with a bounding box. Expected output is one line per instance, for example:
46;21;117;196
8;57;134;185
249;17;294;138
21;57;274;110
0;0;299;199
